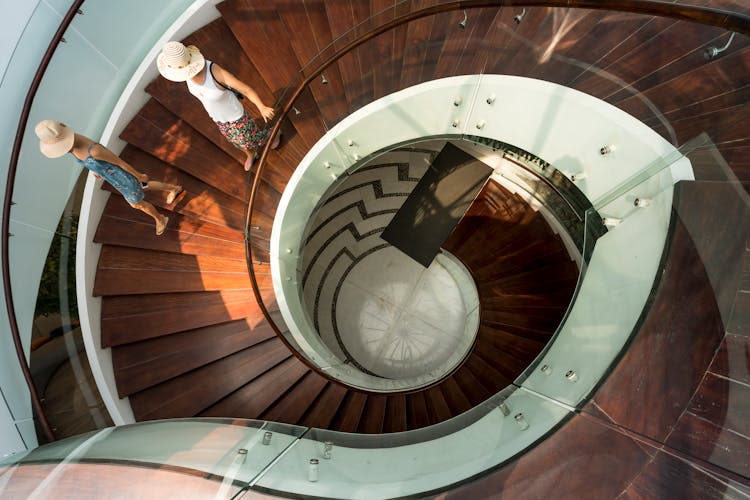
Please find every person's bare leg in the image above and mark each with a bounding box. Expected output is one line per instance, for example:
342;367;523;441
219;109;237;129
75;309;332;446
243;148;256;172
131;200;169;235
145;180;183;204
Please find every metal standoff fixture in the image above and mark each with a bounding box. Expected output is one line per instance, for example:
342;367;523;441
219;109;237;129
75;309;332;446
323;441;333;459
262;431;272;445
308;459;319;482
514;413;529;430
498;400;511;417
602;217;622;227
565;370;579;383
570;172;586;182
704;32;736;60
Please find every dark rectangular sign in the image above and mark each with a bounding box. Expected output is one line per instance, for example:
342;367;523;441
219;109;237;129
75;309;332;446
381;143;493;267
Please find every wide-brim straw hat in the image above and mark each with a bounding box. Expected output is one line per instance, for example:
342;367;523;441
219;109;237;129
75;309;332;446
35;120;74;158
157;41;205;82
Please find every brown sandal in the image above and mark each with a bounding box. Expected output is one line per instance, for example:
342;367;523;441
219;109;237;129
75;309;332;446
166;185;183;205
271;131;282;150
156;215;169;236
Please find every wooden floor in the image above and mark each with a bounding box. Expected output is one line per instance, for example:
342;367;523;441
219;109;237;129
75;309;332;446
85;1;749;497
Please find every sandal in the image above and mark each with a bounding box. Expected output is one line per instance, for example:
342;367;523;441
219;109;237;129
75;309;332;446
271;131;282;150
156;215;169;236
166;185;183;205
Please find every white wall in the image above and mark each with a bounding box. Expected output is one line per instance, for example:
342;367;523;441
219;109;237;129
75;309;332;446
0;0;78;461
0;0;194;457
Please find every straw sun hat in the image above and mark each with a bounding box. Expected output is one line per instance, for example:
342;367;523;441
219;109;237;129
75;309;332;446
157;41;205;82
35;120;74;158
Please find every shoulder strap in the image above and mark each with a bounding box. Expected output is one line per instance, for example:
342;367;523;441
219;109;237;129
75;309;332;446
209;62;244;100
208;62;226;90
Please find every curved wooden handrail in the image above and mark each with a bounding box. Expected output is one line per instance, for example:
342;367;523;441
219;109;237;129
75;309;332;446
2;0;86;443
244;0;750;387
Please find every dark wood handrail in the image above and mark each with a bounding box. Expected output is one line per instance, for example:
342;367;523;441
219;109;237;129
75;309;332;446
2;0;85;443
244;0;749;387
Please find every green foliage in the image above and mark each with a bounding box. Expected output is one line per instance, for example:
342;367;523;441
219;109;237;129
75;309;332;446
34;214;78;319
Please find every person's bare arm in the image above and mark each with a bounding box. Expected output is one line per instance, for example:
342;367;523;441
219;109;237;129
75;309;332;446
90;144;148;182
212;64;275;122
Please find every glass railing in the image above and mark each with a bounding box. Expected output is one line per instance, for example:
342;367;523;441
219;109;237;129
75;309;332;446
1;0;201;452
245;0;750;492
249;0;730;390
2;0;748;496
0;418;306;498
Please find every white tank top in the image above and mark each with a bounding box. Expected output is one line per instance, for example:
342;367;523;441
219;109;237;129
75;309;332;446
186;61;244;123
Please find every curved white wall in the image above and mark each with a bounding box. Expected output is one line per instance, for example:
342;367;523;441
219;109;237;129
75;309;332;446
78;0;225;425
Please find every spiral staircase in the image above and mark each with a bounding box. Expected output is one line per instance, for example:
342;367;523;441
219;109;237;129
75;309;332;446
101;0;748;485
3;1;749;498
96;99;579;427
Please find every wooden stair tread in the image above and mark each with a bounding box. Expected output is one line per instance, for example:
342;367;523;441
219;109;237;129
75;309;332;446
439;376;473;416
423;385;453;424
260;371;329;424
94;268;259;296
480;293;571;310
96;202;246;261
399;9;435;91
357;395;388;434
330;392;367;432
100;194;245;243
200;356;307;418
299;382;349;429
463;352;515;391
97;245;250;274
480;310;567;334
112;319;275;397
383;394;408;433
101;290;264;347
274;0;349;126
324;0;374;113
452;366;493;406
129;337;290;420
406;391;431;430
473;335;536;381
479;322;556;345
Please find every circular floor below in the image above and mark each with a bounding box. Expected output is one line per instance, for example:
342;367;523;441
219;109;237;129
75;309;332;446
334;246;479;380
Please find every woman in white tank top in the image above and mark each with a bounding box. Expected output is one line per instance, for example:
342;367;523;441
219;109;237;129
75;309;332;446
157;41;280;171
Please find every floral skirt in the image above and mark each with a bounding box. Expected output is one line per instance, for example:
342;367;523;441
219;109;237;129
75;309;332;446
215;112;269;152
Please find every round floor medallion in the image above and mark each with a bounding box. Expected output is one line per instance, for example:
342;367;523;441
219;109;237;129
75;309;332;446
335;246;479;380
